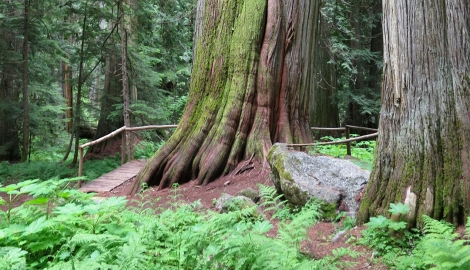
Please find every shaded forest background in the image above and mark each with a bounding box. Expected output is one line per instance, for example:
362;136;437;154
0;0;382;164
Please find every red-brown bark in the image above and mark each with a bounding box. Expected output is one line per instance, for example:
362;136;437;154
138;0;320;189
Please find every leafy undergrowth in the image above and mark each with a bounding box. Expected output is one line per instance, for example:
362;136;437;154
310;134;376;170
0;156;120;186
0;179;360;269
359;203;470;270
2;177;469;269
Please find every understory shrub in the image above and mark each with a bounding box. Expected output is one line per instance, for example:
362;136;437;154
310;134;375;170
359;203;470;270
1;179;359;269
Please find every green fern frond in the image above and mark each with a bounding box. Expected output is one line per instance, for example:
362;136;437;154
420;215;470;270
113;233;151;269
422;215;454;236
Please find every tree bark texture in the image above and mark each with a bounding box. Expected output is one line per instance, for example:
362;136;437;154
138;0;319;189
120;0;132;162
357;0;470;226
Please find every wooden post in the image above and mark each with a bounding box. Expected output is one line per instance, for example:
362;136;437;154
346;126;351;156
78;147;84;187
121;129;126;165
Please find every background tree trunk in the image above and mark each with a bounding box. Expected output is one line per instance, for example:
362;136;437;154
0;4;22;162
72;0;88;165
21;0;30;162
343;0;382;130
62;62;73;133
310;9;339;139
138;0;320;189
357;0;470;227
85;55;123;156
120;0;132;162
0;65;21;162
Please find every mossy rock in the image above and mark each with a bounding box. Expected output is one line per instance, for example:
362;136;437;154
236;188;260;203
267;143;369;217
215;194;264;219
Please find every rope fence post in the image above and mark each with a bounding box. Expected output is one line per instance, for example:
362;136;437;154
121;129;126;165
346;126;351;156
78;147;84;187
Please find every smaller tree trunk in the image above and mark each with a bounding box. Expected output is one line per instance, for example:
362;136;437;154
21;0;29;162
72;0;88;165
62;62;73;133
120;0;132;162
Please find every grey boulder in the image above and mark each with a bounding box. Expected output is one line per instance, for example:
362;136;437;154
267;143;369;216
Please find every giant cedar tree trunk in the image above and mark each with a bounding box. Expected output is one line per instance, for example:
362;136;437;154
138;0;319;189
357;0;470;227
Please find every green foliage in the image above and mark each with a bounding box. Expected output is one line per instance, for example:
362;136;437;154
359;203;420;266
0;156;119;185
133;140;165;159
0;247;27;270
310;134;376;170
408;216;470;270
258;183;297;220
80;156;121;181
321;0;382;125
0;0;194;163
0;179;359;269
357;205;470;269
0;161;75;184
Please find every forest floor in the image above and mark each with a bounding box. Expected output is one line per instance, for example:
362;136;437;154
93;159;387;269
1;138;387;269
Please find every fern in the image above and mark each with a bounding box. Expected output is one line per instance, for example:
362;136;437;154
0;247;27;270
257;184;293;220
1;178;371;269
419;215;470;270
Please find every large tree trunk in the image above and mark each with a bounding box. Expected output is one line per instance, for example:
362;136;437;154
138;0;319;189
357;0;470;227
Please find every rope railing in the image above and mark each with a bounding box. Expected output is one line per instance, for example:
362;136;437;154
296;125;378;155
77;124;377;187
77;125;177;187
